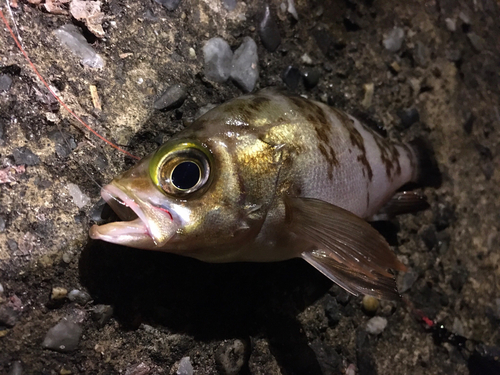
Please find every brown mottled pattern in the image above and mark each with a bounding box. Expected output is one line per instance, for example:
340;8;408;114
289;96;339;180
332;108;374;181
373;134;402;181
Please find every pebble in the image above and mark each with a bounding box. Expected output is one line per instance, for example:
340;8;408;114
335;289;351;305
302;69;320;89
397;108;420;129
215;339;247;375
153;84;187;111
125;362;151;375
51;287;68;300
0;283;3;294
54;24;104;69
287;0;298;20
445;18;456;32
433;202;455;230
176;357;194;375
154;0;181;11
92;304;113;327
67;183;91;208
414;41;429;67
258;4;281;52
445;49;462;62
324;298;341;326
366;316;387;335
42;318;82;352
0;216;5;232
7;239;18;251
450;267;468;291
0;304;20;327
309;339;341;374
0;74;13;92
362;296;379;314
230;37;259;92
49;130;77;158
13;147;40;166
203;37;233;83
419;224;438;251
8;361;23;375
222;0;237;11
282;66;301;90
68;289;91;305
467;32;486;52
397;269;419;293
361;83;374;108
300;53;313;65
383;27;405;52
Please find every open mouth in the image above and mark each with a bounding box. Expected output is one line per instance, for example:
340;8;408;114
89;184;154;246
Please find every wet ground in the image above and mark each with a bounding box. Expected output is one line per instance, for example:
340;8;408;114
1;0;500;374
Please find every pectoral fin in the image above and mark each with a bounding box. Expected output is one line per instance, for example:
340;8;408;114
285;197;406;300
369;191;430;221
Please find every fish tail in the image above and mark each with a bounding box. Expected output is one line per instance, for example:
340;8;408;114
409;138;442;188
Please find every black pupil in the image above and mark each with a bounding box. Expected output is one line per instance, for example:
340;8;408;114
171;161;201;190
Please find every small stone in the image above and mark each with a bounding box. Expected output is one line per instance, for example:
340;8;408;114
361;83;374;108
450;268;468;291
67;183;91;208
176;356;194;375
282;66;301;90
0;216;5;233
324;298;341;325
467;33;486;52
287;0;298;20
54;24;104;68
397;108;420;129
203;37;233;83
0;283;3;294
51;287;68;300
13;147;40;166
301;53;313;65
215;339;248;375
414;41;429;67
309;339;342;375
68;289;91;305
302;69;320;89
7;239;18;251
420;224;438;251
335;289;351;305
397;270;419;293
222;0;237;11
125;362;151;375
362;296;379;314
42;318;83;352
188;47;196;59
366;316;387;335
8;361;23;375
0;74;13;92
383;27;405;52
154;0;181;11
458;11;470;25
153;84;187;111
433;202;455;230
258;4;281;52
69;0;105;38
445;49;462;62
445;18;456;32
0;305;20;327
230;37;259;92
92;304;113;327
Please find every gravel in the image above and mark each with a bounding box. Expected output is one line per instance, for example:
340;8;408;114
92;304;113;327
366;316;388;335
258;4;281;52
176;357;193;375
203;37;233;83
383;27;405;52
215;339;248;375
0;74;13;92
153;84;188;111
67;183;91;209
230;37;259;92
12;147;40;166
281;66;301;90
68;289;92;305
54;24;104;68
42;318;83;352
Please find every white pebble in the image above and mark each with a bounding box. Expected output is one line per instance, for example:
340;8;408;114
383;27;405;52
366;316;388;335
176;357;194;375
67;183;91;208
301;53;313;65
287;0;298;20
0;283;4;294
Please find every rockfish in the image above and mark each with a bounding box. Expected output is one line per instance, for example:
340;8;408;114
90;89;440;300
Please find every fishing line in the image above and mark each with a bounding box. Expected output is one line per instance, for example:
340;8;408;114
0;5;138;210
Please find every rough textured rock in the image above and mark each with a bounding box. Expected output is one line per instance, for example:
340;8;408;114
230;37;259;92
203;37;233;83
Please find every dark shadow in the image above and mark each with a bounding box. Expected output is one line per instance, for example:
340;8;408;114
79;240;331;340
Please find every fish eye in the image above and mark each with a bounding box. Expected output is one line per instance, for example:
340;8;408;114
150;142;212;197
171;161;201;190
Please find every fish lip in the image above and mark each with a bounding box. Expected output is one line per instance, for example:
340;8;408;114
89;184;154;243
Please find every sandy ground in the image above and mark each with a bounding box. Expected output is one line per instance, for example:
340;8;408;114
1;0;499;374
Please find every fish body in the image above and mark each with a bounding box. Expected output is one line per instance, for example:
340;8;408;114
90;89;437;299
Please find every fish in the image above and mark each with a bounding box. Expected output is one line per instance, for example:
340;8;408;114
89;89;440;300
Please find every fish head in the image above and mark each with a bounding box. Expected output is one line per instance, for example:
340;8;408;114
90;120;281;261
